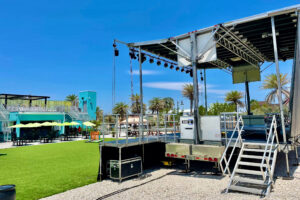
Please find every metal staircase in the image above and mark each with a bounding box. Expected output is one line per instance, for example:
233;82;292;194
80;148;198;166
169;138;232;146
67;106;90;121
219;114;244;175
225;115;279;196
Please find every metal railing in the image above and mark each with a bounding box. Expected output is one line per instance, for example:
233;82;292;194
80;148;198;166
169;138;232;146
6;105;90;121
220;112;240;146
100;113;178;145
101;114;120;144
219;115;244;175
260;115;280;183
163;114;178;143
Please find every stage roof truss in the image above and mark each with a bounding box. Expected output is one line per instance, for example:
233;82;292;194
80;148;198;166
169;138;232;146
121;4;299;72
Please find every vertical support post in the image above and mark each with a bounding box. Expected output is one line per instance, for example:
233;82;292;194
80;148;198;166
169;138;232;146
156;112;160;141
125;114;128;144
16;117;20;138
164;114;167;142
139;46;144;142
271;16;289;176
97;145;102;181
29;99;32;108
118;147;121;182
146;115;149;142
116;115;119;145
173;114;176;142
44;98;47;108
102;114;105;145
245;81;251;115
4;95;7;109
290;11;300;148
191;33;200;144
59;114;65;136
204;68;208;115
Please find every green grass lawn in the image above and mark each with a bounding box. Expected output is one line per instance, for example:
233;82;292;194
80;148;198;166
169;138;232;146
0;139;113;200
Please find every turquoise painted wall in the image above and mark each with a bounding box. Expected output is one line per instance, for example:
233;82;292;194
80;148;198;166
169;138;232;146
7;112;65;137
79;91;96;120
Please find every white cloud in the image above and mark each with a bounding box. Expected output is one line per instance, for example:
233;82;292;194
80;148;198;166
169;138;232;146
144;82;190;91
144;81;230;95
129;70;161;75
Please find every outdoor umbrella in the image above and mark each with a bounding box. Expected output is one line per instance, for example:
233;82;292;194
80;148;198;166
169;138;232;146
70;121;80;126
8;124;26;128
41;122;56;126
83;122;96;141
83;122;96;127
23;123;42;128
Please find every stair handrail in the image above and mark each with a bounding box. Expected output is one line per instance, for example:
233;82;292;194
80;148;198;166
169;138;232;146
220;115;244;175
260;115;280;182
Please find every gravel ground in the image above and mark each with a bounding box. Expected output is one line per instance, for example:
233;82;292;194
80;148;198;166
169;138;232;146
42;148;300;200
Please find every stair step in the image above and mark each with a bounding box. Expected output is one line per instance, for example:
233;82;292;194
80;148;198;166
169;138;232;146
238;161;267;167
243;148;274;153
233;176;267;185
235;169;262;175
244;142;275;146
228;185;265;195
240;155;273;160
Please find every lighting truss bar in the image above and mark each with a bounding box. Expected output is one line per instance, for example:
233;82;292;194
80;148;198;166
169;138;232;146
130;48;177;66
215;25;266;68
130;48;192;72
209;59;233;74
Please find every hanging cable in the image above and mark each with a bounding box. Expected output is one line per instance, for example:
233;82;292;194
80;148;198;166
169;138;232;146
112;42;119;111
130;55;134;101
260;62;274;72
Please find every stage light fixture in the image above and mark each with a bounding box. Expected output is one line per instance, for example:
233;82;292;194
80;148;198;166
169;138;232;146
138;53;146;63
170;65;174;69
181;68;185;72
176;67;180;71
149;58;154;63
164;63;168;68
157;60;161;66
129;52;135;59
113;43;119;56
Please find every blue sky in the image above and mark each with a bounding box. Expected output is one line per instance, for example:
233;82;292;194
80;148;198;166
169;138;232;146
0;0;298;113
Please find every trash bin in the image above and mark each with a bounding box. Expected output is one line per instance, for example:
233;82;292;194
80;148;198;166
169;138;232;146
0;185;16;200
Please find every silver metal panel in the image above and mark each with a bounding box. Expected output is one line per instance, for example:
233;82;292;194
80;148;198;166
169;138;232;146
191;144;225;158
177;32;217;67
200;116;221;141
196;32;217;63
166;143;191;155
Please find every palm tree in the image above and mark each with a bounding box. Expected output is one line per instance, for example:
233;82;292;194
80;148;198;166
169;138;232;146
225;91;244;111
130;94;146;114
96;106;103;121
262;73;290;104
149;97;164;114
65;94;78;107
163;97;174;113
182;84;194;115
112;102;129;121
